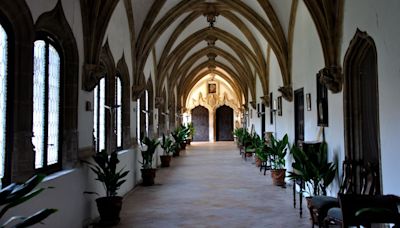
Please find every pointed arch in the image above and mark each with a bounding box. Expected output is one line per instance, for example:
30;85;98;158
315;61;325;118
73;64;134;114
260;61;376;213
146;77;154;137
35;0;79;168
116;55;131;149
343;29;381;193
0;0;35;182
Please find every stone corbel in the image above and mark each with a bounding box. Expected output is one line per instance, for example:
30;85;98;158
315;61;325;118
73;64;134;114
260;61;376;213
249;101;256;109
131;84;146;100
318;66;342;93
278;85;293;102
82;64;106;91
155;97;164;109
260;95;270;107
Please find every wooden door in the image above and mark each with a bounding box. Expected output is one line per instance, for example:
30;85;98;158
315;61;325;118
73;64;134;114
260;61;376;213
192;106;209;141
216;105;234;141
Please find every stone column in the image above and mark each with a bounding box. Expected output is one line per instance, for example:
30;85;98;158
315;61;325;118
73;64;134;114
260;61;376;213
209;110;215;142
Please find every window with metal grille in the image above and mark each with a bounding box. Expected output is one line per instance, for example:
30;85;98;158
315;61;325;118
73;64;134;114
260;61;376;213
115;76;122;148
93;75;123;152
0;23;8;182
93;78;106;152
32;37;61;171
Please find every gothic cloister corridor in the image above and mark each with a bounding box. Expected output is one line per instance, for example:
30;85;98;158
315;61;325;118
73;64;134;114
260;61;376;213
115;142;309;228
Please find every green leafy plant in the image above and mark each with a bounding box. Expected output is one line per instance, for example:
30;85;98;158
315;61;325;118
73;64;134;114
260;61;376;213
186;123;195;139
288;142;337;196
0;174;57;227
247;132;263;153
233;127;244;145
266;134;289;169
140;136;160;169
84;150;129;197
160;134;173;156
171;126;189;146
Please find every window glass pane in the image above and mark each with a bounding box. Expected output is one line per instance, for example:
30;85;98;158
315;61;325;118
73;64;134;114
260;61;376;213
137;98;140;144
33;40;46;169
145;90;149;137
47;44;60;166
99;78;105;151
0;24;8;178
93;84;98;151
116;77;122;148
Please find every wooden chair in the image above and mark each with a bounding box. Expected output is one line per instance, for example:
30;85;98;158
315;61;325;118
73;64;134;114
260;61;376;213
307;160;357;228
338;194;400;228
323;162;380;227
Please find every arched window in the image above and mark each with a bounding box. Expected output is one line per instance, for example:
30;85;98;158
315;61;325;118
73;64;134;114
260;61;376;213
115;76;122;149
93;75;123;152
32;36;61;171
93;77;106;152
0;23;9;181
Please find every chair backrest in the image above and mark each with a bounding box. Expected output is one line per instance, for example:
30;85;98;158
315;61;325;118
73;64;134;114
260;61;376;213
339;160;380;196
339;160;354;194
360;162;379;195
339;194;400;227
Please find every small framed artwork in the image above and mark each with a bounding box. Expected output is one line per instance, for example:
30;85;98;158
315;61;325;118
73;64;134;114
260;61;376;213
269;92;273;124
208;83;217;94
277;96;282;116
306;93;311;111
316;73;328;126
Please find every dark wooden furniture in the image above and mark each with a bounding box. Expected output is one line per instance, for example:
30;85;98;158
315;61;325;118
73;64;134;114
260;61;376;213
338;194;400;228
322;162;380;228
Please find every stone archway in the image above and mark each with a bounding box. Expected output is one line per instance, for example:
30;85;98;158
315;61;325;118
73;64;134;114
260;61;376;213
216;105;234;141
192;106;209;141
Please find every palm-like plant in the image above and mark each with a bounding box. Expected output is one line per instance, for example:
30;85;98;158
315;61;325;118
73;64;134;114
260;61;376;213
84;150;129;197
0;174;57;227
140;136;160;169
160;134;173;156
288;142;337;196
171;126;189;146
266;134;289;169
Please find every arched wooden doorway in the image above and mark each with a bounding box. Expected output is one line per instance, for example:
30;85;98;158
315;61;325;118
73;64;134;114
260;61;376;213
343;29;381;193
192;106;209;141
216;105;234;141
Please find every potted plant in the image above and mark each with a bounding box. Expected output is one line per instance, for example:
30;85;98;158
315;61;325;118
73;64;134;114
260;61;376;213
0;174;57;227
266;134;289;186
186;122;195;145
288;141;337;196
140;136;160;186
160;134;173;167
171;141;181;157
288;141;337;225
246;132;264;164
171;126;188;154
83;150;129;225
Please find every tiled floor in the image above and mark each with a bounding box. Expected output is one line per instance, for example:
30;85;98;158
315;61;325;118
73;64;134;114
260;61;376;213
116;142;311;228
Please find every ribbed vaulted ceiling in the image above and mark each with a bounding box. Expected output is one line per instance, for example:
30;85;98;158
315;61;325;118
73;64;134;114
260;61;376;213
133;0;294;108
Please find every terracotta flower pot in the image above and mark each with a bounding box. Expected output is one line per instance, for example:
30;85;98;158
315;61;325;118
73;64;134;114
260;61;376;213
160;155;172;167
255;156;262;167
271;169;286;186
96;196;123;226
141;168;156;186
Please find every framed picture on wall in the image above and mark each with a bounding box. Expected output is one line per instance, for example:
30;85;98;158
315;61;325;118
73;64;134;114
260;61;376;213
277;96;282;116
208;83;217;94
306;93;311;111
269;92;273;124
316;73;328;126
